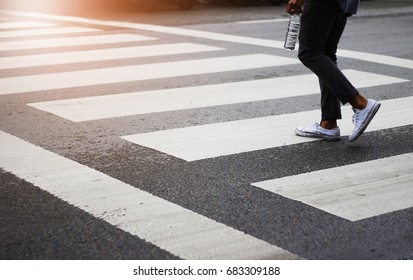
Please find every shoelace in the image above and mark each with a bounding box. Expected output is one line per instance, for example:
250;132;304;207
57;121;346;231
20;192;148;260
309;122;319;132
352;109;360;125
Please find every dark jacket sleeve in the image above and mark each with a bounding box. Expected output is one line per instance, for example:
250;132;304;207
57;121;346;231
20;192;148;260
336;0;360;15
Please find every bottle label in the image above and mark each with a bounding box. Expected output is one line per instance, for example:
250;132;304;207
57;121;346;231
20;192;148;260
284;14;301;51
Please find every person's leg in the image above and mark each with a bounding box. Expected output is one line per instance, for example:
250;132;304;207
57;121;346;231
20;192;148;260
319;81;341;129
294;1;342;139
298;0;359;108
318;10;349;129
295;0;380;142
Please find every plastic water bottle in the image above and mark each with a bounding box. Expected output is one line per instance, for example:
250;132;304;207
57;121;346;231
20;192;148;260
284;14;301;50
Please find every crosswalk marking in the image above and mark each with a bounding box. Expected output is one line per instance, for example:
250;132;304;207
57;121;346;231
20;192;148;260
0;130;299;260
0;54;298;95
0;43;223;70
0;26;101;39
3;10;412;69
237;19;289;24
0;10;411;259
0;33;157;51
0;21;56;29
122;96;413;161
252;153;413;221
28;70;408;122
0;9;283;49
338;50;413;70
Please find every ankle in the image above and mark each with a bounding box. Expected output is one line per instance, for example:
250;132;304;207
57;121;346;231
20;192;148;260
320;120;338;130
349;93;368;110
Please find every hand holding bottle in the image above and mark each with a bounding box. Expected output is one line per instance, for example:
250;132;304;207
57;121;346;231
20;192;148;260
286;0;305;15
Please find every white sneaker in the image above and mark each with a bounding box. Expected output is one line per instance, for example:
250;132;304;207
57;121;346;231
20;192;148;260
349;99;381;142
295;122;341;141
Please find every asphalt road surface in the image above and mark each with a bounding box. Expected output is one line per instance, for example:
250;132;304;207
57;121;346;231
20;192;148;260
0;0;412;260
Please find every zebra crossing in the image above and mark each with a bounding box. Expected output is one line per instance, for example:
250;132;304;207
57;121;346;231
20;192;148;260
121;96;413;161
28;69;407;121
0;54;298;95
0;26;101;39
0;33;156;51
252;153;413;222
0;43;223;70
0;11;412;260
0;131;297;260
0;20;56;29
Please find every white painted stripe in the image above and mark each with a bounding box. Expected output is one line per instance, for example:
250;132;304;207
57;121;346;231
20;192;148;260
338;49;413;70
237;19;289;24
122;96;413;161
28;70;408;122
0;54;298;95
0;33;156;51
0;21;56;29
252;153;413;221
0;43;223;70
0;26;101;38
0;10;284;49
0;131;298;259
2;10;412;69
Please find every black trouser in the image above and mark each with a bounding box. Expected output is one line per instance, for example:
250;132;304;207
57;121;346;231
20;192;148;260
298;0;359;120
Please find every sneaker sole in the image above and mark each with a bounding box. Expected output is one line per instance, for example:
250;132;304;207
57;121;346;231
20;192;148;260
348;102;381;142
295;129;341;141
